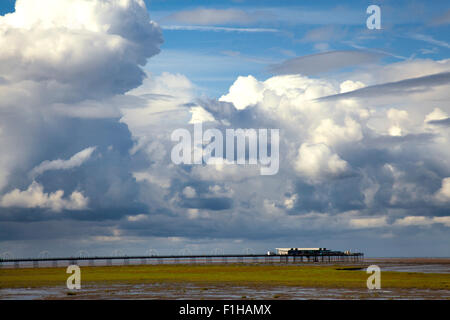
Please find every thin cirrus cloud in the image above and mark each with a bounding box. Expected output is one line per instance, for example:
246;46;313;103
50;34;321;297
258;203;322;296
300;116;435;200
410;34;450;49
317;71;450;101
161;7;369;26
161;25;279;33
268;50;385;76
162;8;257;25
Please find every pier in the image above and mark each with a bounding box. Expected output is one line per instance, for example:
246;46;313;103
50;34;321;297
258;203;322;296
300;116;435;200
0;250;364;269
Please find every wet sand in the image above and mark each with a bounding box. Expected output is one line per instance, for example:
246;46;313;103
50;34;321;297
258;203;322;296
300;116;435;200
1;282;449;300
365;258;450;274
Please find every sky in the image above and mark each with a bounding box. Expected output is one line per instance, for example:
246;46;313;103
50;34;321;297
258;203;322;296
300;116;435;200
0;0;450;258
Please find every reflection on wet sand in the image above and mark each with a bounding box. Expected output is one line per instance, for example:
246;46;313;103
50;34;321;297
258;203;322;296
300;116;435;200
1;282;450;300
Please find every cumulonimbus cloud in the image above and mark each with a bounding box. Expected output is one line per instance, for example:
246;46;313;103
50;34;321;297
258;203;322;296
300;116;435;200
0;0;163;103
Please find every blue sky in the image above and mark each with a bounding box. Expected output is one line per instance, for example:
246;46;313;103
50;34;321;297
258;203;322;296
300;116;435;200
140;0;450;96
1;1;450;258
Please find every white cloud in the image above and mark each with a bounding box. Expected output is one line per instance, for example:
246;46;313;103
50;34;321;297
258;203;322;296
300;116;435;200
311;117;363;146
340;80;365;93
219;75;264;110
433;216;450;227
186;208;210;220
425;108;448;123
294;143;349;183
283;194;297;210
182;186;197;198
218;73;339;114
121;71;197;162
349;216;387;229
0;181;88;212
208;185;234;197
189;106;216;124
394;216;433;227
133;171;171;189
0;0;163;195
128;72;194;99
387;108;409;137
120;59;450;247
31;146;96;177
191;158;260;182
0;0;162;103
434;177;450;203
127;214;148;222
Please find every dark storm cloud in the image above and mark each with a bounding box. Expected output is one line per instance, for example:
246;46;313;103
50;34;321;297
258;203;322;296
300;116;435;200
0;117;148;222
180;198;233;211
427;118;450;126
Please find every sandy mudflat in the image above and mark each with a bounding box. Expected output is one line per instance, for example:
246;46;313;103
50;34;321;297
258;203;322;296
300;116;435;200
1;283;449;300
1;259;449;300
365;258;450;273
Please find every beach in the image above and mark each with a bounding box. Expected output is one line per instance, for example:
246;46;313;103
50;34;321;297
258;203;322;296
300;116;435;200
1;258;449;300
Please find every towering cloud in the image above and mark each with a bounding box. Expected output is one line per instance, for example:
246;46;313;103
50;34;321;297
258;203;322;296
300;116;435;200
0;0;162;103
0;0;162;216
